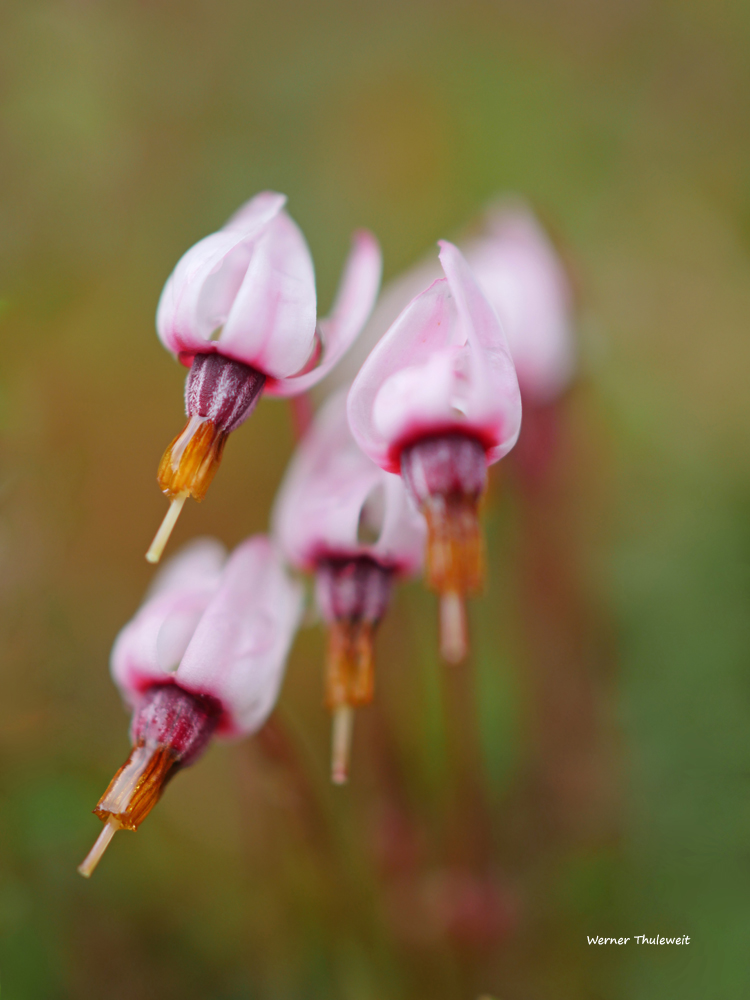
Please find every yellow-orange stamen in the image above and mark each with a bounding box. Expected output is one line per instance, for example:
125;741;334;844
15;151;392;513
324;620;376;783
146;415;229;563
158;415;228;502
77;742;180;878
422;495;484;664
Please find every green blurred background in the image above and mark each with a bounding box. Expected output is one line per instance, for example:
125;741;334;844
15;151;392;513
1;0;749;997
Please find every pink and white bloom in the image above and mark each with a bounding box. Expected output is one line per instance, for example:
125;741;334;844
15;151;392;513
156;192;381;393
327;200;574;409
272;390;425;782
462;203;575;404
347;240;521;474
347;241;522;663
113;536;302;736
273;389;425;576
147;191;382;565
79;536;303;877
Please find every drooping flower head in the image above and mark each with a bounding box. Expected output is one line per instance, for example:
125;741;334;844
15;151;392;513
79;536;303;877
147;191;381;564
327;199;575;406
347;241;522;662
273;389;425;782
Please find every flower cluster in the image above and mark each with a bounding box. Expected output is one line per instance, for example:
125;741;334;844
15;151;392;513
80;192;575;875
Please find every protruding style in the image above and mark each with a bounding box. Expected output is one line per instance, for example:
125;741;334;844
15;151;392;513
347;241;522;661
149;191;382;561
272;390;425;781
79;537;303;876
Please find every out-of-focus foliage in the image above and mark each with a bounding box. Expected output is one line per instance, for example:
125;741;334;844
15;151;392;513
0;0;748;997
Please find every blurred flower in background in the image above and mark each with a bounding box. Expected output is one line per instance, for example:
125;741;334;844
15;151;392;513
463;201;576;406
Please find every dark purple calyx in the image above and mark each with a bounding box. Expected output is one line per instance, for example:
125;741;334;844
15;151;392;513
400;433;487;507
130;683;222;767
185;353;266;433
94;684;222;833
399;434;487;623
316;556;393;626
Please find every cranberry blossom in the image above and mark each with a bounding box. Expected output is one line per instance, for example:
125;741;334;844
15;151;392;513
327;200;574;409
79;536;302;877
147;191;381;563
273;390;425;782
347;241;522;662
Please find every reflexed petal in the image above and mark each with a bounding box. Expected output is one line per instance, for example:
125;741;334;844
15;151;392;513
222;191;288;232
266;230;382;396
175;536;303;736
438;240;522;463
218;210;317;377
371;348;467;445
438;240;510;355
155;191;287;360
273;390;379;567
322;257;442;394
145;537;227;599
347;278;457;471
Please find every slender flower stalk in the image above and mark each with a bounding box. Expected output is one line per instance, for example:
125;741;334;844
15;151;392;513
272;390;425;781
147;191;381;563
347;241;522;661
79;537;303;876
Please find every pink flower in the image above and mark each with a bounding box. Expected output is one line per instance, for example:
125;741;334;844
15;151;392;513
272;390;425;782
347;241;521;663
147;192;381;564
273;389;425;575
329;201;575;409
347;241;521;473
79;536;303;877
156;192;381;393
462;202;575;404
